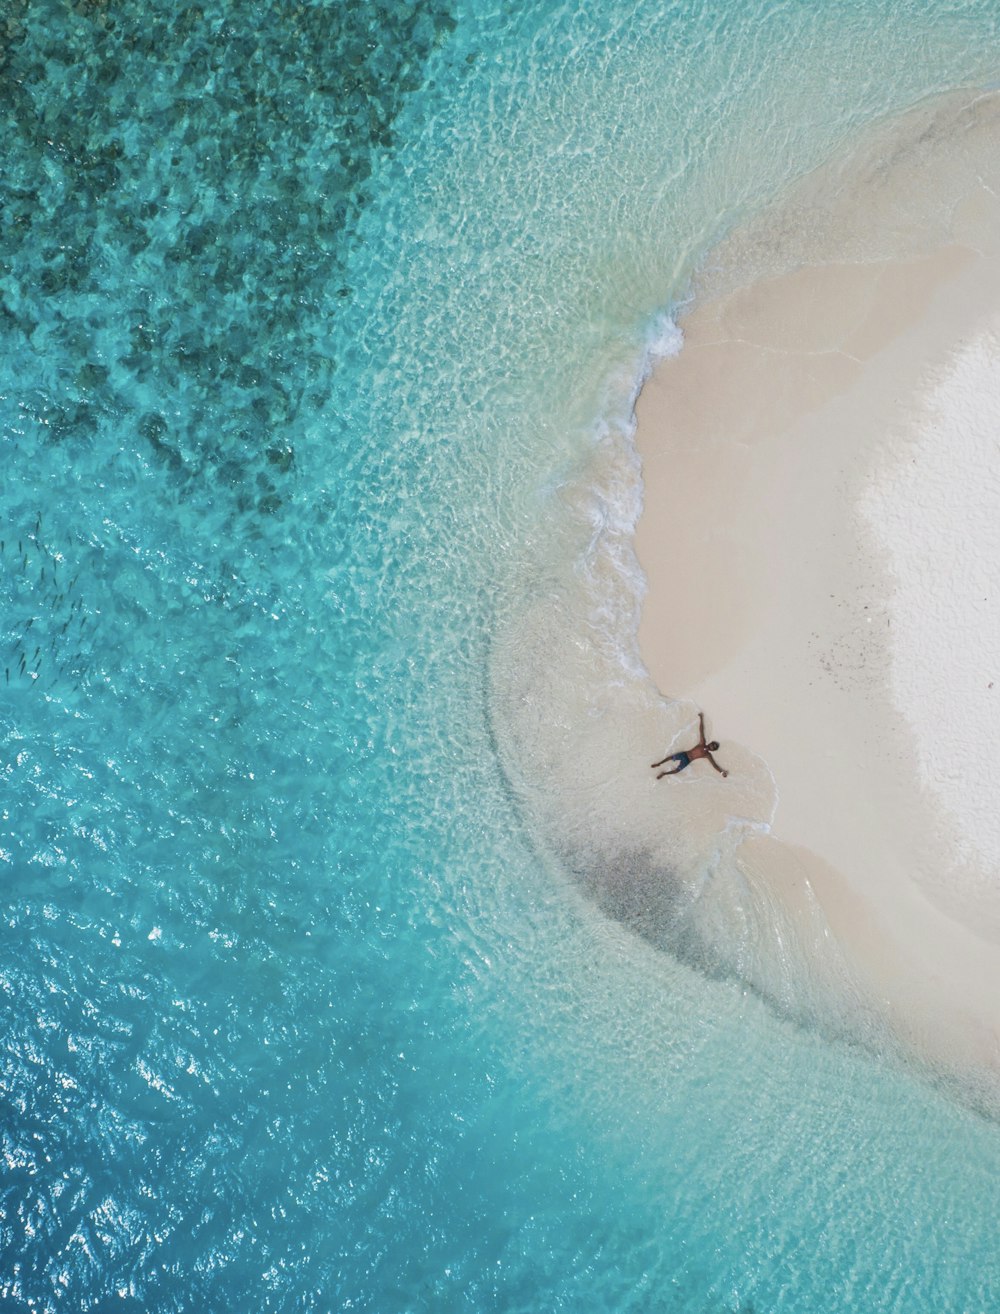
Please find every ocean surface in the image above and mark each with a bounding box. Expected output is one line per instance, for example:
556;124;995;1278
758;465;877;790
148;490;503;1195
3;1;1000;1310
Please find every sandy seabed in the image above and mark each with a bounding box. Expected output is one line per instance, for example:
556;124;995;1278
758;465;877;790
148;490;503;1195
634;88;1000;1086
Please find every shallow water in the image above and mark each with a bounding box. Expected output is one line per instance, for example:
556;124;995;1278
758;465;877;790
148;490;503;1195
3;0;1000;1309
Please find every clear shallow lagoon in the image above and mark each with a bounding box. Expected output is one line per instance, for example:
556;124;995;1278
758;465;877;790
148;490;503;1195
2;1;1000;1309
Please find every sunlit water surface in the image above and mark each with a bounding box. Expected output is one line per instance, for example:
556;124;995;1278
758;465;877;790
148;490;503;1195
3;1;1000;1309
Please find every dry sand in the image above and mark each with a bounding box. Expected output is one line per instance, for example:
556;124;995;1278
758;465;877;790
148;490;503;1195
634;90;1000;1083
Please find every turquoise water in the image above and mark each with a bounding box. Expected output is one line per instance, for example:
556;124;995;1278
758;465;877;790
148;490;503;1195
3;0;1000;1309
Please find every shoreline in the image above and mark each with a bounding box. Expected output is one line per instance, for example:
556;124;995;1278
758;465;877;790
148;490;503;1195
633;90;1000;1085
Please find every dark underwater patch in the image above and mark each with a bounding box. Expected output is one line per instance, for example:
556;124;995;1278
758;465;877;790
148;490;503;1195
0;0;459;520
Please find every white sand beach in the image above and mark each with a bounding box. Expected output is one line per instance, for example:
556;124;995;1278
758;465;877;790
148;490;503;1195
634;89;1000;1084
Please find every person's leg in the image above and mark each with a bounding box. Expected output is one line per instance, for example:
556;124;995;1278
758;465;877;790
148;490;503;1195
656;753;689;778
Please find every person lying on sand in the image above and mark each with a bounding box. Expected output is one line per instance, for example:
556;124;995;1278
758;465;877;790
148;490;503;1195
651;713;728;778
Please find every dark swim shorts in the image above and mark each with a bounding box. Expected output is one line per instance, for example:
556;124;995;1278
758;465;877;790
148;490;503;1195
668;751;691;772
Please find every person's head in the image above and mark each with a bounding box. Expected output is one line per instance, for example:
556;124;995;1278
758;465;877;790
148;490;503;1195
707;740;720;752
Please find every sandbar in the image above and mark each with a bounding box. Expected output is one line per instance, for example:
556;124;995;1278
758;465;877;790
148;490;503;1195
634;89;1000;1088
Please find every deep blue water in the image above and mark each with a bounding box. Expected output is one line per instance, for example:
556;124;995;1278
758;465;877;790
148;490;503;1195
3;1;1000;1310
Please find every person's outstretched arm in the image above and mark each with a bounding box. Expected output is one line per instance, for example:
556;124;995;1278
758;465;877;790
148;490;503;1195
705;752;728;777
698;711;707;745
